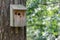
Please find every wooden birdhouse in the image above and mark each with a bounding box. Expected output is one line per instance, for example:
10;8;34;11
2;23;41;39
10;4;27;27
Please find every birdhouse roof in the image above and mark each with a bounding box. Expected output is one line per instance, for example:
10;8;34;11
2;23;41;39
10;4;27;10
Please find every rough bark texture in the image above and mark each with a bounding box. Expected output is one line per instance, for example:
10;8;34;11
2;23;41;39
0;0;26;40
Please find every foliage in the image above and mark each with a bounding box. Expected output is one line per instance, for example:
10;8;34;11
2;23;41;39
26;0;60;40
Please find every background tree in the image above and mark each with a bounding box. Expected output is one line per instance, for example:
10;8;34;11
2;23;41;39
0;0;26;40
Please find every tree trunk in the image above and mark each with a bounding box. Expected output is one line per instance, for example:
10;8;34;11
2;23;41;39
0;0;26;40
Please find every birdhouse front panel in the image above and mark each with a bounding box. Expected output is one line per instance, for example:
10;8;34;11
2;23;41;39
13;10;26;27
10;4;27;27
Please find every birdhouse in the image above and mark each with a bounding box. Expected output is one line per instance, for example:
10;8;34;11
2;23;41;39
10;4;27;27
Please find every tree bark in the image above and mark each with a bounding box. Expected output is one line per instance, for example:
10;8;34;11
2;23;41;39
0;0;26;40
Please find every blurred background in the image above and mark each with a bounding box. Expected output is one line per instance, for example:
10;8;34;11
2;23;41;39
26;0;60;40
